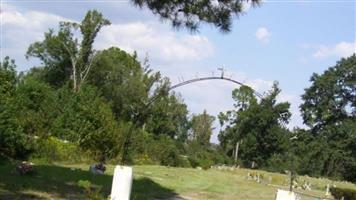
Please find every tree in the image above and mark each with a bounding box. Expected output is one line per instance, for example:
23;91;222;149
87;47;160;122
131;0;261;32
219;83;291;167
88;47;191;139
27;10;110;91
145;91;190;140
0;57;31;159
15;77;56;138
300;55;356;181
300;54;355;131
190;110;215;145
51;86;122;161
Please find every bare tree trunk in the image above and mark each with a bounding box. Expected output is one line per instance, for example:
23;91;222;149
234;141;239;162
72;61;77;91
60;41;78;92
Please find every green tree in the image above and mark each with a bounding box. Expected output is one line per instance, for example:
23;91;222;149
27;10;110;91
0;57;31;159
300;54;356;131
87;48;160;122
190;110;215;145
15;77;56;138
300;55;356;181
51;86;122;161
219;84;291;168
88;47;190;140
131;0;261;32
146;91;190;140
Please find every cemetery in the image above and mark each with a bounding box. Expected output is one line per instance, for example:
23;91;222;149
1;161;356;199
1;0;355;199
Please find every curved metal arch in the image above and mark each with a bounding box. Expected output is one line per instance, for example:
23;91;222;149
121;75;265;164
169;76;264;99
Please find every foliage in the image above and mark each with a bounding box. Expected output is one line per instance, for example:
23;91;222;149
51;86;122;161
15;77;56;137
131;0;261;32
190;110;215;145
146;92;190;140
0;57;31;159
88;47;160;122
218;84;291;168
130;131;185;166
301;54;356;130
27;10;110;91
299;55;356;182
31;137;87;163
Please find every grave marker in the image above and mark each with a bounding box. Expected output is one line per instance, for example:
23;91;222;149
275;189;297;200
110;166;133;200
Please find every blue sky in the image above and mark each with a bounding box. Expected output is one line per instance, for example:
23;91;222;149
1;0;355;142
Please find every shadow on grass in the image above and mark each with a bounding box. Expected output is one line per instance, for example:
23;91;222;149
0;162;179;200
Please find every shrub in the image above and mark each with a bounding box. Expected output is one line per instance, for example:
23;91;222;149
149;135;182;167
51;86;122;162
130;132;185;167
330;187;356;200
31;137;88;163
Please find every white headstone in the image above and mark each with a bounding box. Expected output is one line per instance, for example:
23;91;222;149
325;184;330;196
275;189;297;200
110;166;133;200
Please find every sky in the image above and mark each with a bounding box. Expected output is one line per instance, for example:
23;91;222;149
1;0;355;143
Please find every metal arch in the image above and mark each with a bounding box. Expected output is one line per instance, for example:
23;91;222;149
120;75;265;164
169;76;264;99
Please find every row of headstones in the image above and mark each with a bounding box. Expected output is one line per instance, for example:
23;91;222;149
246;172;313;191
210;164;240;171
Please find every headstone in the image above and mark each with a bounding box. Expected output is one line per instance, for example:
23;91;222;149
275;189;297;200
110;166;133;200
251;161;256;168
325;184;330;196
256;174;261;183
247;172;252;180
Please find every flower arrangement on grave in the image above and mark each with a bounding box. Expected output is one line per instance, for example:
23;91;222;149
94;163;106;172
17;161;34;175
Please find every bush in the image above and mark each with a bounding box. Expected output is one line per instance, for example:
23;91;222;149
31;137;88;163
0;101;32;159
149;135;183;167
129;132;186;167
51;86;122;162
330;187;356;200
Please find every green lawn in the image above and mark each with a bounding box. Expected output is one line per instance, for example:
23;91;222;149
0;162;355;200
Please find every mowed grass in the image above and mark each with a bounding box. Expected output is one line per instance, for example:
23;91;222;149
0;161;355;200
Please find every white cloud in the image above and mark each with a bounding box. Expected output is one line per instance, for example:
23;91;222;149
255;27;271;43
313;42;356;59
1;3;72;70
1;3;213;70
95;22;214;64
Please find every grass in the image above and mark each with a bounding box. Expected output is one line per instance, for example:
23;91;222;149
0;161;355;200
